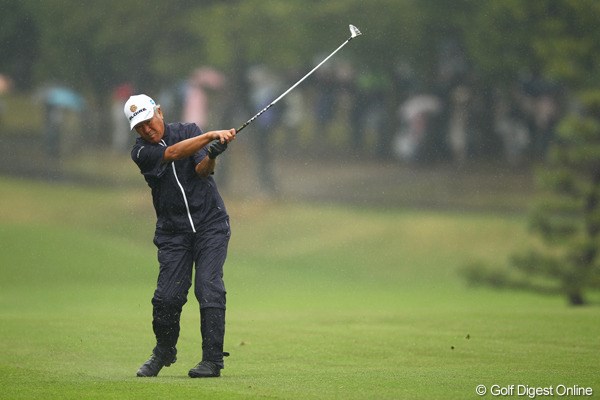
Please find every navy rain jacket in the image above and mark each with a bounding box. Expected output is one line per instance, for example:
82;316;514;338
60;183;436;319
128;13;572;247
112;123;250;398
131;122;228;234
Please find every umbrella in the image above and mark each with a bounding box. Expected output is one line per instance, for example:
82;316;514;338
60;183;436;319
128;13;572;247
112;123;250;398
45;86;84;111
399;94;441;120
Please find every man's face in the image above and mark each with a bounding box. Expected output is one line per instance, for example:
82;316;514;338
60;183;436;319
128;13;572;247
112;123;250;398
134;107;165;144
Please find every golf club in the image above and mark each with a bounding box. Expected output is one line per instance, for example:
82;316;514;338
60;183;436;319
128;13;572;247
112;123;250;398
237;24;362;133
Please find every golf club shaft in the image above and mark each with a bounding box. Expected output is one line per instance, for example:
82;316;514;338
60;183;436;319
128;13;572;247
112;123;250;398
237;35;356;133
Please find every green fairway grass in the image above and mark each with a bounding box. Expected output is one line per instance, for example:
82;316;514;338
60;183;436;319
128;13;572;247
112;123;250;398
0;176;598;399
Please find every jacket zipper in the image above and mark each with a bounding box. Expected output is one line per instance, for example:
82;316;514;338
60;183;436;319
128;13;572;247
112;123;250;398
160;140;196;232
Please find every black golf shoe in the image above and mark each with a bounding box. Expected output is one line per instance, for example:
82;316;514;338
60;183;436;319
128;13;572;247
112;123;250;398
188;361;222;378
136;353;177;377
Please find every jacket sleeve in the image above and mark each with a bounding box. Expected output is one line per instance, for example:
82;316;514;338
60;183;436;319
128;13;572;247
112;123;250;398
187;124;209;165
131;142;168;178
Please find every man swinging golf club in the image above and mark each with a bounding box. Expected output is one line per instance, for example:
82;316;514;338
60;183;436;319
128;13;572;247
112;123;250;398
125;94;236;378
125;24;361;379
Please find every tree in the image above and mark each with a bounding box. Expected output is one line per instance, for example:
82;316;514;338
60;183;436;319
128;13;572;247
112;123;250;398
463;95;600;305
27;0;203;98
461;0;600;305
24;0;207;142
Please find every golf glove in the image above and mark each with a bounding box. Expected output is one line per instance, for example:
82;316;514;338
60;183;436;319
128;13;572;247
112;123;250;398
207;140;228;159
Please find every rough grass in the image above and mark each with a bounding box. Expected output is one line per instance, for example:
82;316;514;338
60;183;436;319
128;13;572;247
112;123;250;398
0;176;598;399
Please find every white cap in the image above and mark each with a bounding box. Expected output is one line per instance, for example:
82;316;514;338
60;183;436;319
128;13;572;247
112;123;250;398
124;94;157;130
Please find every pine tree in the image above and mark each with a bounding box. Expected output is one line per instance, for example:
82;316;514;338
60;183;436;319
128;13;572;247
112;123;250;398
464;93;600;305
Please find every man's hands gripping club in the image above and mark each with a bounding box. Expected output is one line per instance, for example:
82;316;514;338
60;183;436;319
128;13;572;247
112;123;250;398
163;129;236;163
212;129;237;145
194;129;236;177
207;128;235;159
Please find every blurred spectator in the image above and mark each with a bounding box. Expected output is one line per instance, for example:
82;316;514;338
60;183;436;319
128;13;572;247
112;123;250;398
182;67;225;128
350;67;389;158
531;89;561;160
38;85;84;158
312;54;339;134
437;38;468;92
493;85;530;166
247;64;284;195
393;93;442;163
281;68;306;149
521;75;562;161
447;85;472;165
0;74;12;131
111;83;134;153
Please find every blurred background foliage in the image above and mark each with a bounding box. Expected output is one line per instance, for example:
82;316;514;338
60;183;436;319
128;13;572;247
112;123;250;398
2;0;600;160
2;0;599;100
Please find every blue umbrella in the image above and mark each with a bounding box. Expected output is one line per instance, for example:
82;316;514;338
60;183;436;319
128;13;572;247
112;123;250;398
45;86;84;111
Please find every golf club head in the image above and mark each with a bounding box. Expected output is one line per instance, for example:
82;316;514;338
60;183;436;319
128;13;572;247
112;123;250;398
349;24;362;39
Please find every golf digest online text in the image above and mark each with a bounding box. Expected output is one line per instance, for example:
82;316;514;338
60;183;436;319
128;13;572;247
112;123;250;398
475;384;593;398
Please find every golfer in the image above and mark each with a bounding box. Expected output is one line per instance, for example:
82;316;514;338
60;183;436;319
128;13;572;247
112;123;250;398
124;94;236;378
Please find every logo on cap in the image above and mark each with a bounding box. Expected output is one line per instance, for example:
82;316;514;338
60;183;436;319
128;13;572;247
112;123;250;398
130;105;137;113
